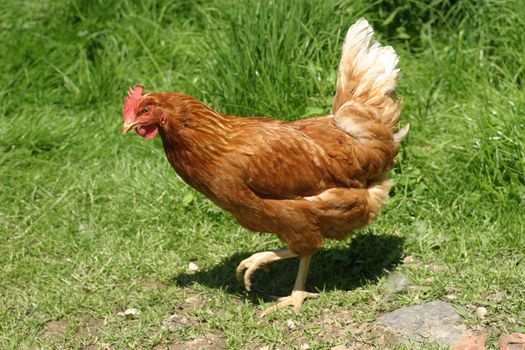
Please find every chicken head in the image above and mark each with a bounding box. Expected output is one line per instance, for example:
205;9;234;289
121;83;167;139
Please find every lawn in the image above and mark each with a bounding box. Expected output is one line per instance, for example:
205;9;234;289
1;0;524;349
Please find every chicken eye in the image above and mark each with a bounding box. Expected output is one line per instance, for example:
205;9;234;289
142;107;149;114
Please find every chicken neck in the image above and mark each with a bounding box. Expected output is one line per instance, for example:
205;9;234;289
157;95;235;195
159;96;233;158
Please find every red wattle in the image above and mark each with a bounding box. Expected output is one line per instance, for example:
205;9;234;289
136;125;158;139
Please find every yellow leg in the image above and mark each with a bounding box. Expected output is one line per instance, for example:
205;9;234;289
236;248;297;291
260;255;319;317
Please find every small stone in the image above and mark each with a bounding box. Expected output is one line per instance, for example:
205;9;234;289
330;346;349;350
476;306;487;319
444;294;457;301
188;262;199;272
300;343;311;350
258;346;270;350
285;319;296;330
403;255;415;263
121;308;141;318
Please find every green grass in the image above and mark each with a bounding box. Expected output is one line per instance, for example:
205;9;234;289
1;0;524;349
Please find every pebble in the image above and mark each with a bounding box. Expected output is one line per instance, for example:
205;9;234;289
285;319;296;330
117;308;141;318
476;306;487;319
188;262;199;272
403;255;415;263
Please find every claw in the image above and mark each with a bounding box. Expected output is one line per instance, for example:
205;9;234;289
260;290;319;317
235;250;296;292
235;252;271;291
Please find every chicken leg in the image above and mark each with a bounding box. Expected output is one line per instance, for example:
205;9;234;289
236;248;297;291
260;255;318;317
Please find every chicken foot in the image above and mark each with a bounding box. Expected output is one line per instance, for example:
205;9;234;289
260;255;318;317
236;248;297;291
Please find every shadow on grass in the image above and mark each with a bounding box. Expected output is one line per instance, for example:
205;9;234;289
172;232;403;304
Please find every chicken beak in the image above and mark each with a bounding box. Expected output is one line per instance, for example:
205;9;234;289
121;121;138;135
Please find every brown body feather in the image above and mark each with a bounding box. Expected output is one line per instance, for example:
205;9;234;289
148;92;398;257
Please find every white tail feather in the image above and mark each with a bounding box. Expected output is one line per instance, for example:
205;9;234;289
332;19;403;138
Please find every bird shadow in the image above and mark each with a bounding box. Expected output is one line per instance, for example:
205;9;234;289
171;232;404;305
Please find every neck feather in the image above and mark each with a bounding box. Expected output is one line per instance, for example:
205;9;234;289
158;94;234;178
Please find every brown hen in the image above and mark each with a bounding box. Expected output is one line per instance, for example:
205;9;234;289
121;18;409;315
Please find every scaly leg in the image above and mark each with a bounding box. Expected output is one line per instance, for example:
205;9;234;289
236;248;297;291
261;255;319;317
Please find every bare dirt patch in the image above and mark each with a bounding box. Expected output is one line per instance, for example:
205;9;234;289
162;292;207;331
141;279;167;292
77;317;103;338
158;290;225;349
255;308;401;349
155;332;224;350
179;293;206;312
311;309;399;349
75;317;105;350
41;319;68;339
162;313;197;331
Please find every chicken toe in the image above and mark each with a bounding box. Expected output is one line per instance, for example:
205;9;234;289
236;248;297;291
260;255;317;316
261;290;319;317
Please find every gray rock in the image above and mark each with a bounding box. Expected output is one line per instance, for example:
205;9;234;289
377;301;470;347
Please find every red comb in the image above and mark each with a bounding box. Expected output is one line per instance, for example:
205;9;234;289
122;83;144;122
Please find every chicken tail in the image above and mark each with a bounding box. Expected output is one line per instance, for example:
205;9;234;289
332;19;404;140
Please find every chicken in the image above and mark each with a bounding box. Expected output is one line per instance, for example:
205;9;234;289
121;18;409;315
